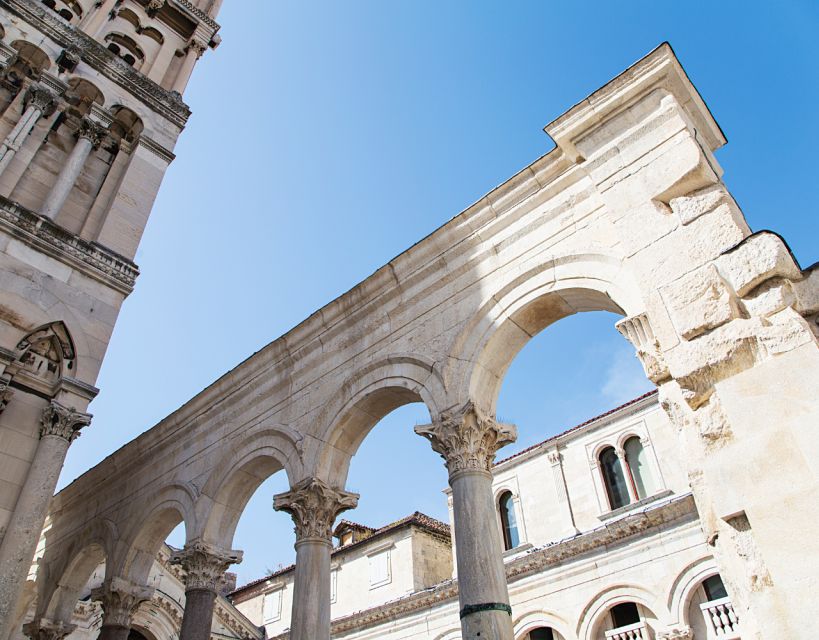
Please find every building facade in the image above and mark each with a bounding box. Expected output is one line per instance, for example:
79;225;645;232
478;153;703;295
230;393;739;640
0;0;222;637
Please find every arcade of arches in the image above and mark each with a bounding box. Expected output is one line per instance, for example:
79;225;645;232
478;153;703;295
0;11;816;640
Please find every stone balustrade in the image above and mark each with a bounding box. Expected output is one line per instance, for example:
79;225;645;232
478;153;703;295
700;597;740;639
604;621;650;640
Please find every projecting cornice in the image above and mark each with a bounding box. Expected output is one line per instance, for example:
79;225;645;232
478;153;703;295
0;196;139;295
0;0;192;128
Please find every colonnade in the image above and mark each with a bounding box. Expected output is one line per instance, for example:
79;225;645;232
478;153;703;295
17;401;519;640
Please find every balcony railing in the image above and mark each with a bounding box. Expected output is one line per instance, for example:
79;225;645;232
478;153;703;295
700;597;740;639
604;621;649;640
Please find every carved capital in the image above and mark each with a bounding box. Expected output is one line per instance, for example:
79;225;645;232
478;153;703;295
547;449;562;466
0;374;13;415
170;541;242;592
76;118;107;149
274;478;358;541
91;578;154;628
414;401;516;477
24;84;56;115
22;620;77;640
146;0;165;16
40;401;91;443
615;312;671;384
187;39;207;57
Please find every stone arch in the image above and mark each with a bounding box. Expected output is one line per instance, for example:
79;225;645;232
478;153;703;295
313;354;446;486
666;556;722;628
9;40;51;78
109;105;144;145
38;518;117;622
576;582;668;640
448;251;645;414
196;424;303;548
432;629;462;640
64;77;105;115
14;320;76;380
114;483;197;584
513;609;573;640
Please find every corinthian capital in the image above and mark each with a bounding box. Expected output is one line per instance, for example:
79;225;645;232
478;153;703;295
170;541;242;592
414;401;516;477
76;118;107;149
24;84;56;114
40;402;91;443
22;620;76;640
274;478;359;541
91;578;154;628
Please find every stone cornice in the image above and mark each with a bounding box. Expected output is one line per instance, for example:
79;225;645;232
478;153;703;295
0;195;139;295
170;0;219;31
269;495;698;639
0;0;191;128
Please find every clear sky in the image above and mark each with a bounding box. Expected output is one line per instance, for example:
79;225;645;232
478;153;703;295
57;2;819;584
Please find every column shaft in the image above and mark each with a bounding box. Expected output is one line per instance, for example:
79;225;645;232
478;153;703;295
172;43;203;94
0;435;71;638
82;0;118;37
450;470;514;639
40;135;94;220
290;539;333;640
179;588;217;640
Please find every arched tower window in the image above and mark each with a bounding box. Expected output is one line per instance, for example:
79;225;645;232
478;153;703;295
498;490;519;550
599;447;629;510
527;628;555;640
623;436;655;500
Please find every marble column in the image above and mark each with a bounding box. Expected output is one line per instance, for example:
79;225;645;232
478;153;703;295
171;541;242;640
81;0;119;37
274;478;358;640
615;446;638;503
40;118;106;220
0;85;55;177
91;578;154;640
22;619;76;640
172;40;206;94
415;402;517;640
0;403;91;640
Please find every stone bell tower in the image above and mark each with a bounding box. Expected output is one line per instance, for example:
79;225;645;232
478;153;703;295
0;0;222;634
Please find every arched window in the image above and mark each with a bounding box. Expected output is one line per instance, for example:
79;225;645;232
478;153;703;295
623;436;655;500
599;447;629;510
527;628;555;640
498;490;519;550
610;602;641;629
702;574;728;602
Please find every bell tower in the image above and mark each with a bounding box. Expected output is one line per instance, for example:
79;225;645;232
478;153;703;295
0;0;222;633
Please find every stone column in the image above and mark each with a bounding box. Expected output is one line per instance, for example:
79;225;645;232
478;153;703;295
0;403;91;640
172;40;206;94
21;619;76;640
415;402;517;640
615;446;638;503
0;85;55;177
547;449;579;535
40;118;106;220
274;478;358;640
91;578;154;640
171;541;242;640
81;0;119;37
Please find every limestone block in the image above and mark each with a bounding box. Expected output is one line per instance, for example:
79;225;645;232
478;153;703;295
792;266;819;315
669;184;736;226
661;264;741;340
715;232;801;297
742;278;796;318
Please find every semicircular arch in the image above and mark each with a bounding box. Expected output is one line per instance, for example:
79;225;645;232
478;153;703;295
513;608;573;639
447;250;645;414
667;556;721;627
577;582;667;640
313;354;446;486
195;423;303;548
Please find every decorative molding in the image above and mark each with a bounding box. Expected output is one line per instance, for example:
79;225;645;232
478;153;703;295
0;0;192;127
40;401;91;443
274;477;359;541
77;117;107;149
0;195;140;294
24;84;57;114
137;135;176;164
170;0;219;30
414;401;517;476
170;540;242;592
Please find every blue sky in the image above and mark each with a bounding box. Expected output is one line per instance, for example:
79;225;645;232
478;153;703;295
58;2;818;584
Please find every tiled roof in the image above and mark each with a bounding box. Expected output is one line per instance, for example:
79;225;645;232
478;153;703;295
494;390;659;467
229;511;450;598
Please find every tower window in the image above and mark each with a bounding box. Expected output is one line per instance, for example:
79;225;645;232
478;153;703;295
610;602;640;629
703;574;728;602
623;436;656;499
